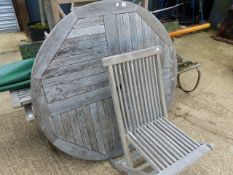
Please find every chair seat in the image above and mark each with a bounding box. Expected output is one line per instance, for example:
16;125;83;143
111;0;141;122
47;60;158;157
127;118;212;175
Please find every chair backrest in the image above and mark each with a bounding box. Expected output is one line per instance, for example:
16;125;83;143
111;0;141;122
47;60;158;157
102;47;168;133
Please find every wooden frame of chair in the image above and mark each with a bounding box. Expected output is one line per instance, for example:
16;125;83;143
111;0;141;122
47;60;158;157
102;46;213;175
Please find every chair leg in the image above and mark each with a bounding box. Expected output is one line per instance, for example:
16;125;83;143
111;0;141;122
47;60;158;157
110;155;149;175
124;140;134;167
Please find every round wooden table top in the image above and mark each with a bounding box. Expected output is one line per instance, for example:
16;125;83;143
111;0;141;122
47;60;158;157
31;0;177;160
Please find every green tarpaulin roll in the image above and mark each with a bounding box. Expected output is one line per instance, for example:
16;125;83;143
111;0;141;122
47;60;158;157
0;58;34;92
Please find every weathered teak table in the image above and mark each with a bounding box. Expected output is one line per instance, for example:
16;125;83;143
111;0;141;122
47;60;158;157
31;0;177;160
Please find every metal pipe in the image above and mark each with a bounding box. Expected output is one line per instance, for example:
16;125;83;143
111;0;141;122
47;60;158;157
169;23;211;38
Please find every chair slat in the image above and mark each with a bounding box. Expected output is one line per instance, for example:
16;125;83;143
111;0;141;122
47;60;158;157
157;120;195;151
145;123;187;158
149;56;160;118
127;132;162;172
138;129;176;164
142;58;154;122
141;125;179;161
162;118;200;147
122;62;137;130
153;121;192;153
155;54;168;118
147;57;157;120
130;61;143;126
117;64;133;131
134;60;146;125
113;64;128;131
134;131;170;168
126;62;140;128
138;58;151;124
151;56;163;117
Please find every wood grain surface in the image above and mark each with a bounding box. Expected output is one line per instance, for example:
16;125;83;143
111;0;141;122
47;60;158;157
31;0;177;160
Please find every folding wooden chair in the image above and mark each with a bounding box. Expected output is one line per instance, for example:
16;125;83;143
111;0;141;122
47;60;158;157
102;46;213;175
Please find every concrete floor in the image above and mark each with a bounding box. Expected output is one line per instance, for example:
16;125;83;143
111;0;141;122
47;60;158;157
0;31;232;175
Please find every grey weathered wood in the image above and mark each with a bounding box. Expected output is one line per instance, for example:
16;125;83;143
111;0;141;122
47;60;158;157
90;103;106;153
10;88;32;108
127;62;140;127
49;86;111;116
43;57;103;79
116;14;132;53
142;58;154;122
32;12;77;79
137;6;173;47
105;48;212;174
134;60;146;124
61;33;106;50
135;13;144;49
74;16;104;29
53;138;122;161
113;65;129;130
54;41;108;60
104;14;120;55
10;90;21;108
60;112;76;143
76;108;91;149
128;13;139;51
96;101;111;152
53;115;66;140
32;81;58;146
107;65;133;167
102;46;161;67
68;110;83;146
31;1;177;160
142;20;150;48
74;0;138;18
49;49;108;69
67;25;105;39
102;98;118;148
122;63;137;129
149;57;160;118
138;59;150;124
147;57;157;119
116;64;133;131
83;104;99;152
42;66;106;88
167;45;177;105
43;0;56;30
44;72;108;103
